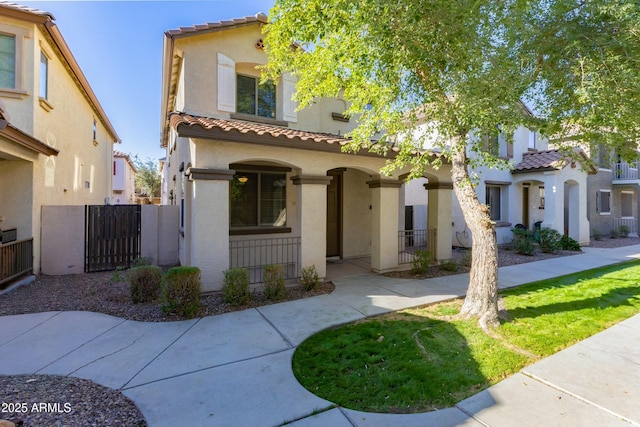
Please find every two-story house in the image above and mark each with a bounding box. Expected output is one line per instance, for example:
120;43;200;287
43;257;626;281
405;119;596;248
160;13;454;291
112;150;137;205
0;2;119;285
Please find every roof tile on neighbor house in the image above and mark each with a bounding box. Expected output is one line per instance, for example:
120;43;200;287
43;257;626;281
513;148;597;174
0;1;53;19
165;13;268;37
169;112;355;147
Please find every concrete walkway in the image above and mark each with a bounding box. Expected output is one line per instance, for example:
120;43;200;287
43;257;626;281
1;245;640;427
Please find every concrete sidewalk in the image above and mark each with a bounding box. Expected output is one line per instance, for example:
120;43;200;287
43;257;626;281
1;245;639;427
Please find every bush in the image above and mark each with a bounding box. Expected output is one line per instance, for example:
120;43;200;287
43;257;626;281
263;264;286;301
511;227;535;255
300;265;320;291
592;229;603;241
222;268;250;306
161;266;201;317
128;265;162;303
131;257;153;267
560;235;581;251
439;260;458;272
538;228;562;254
610;228;620;239
411;249;431;274
619;225;630;238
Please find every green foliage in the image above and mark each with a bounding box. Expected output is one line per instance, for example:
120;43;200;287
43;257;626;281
263;264;286;301
511;228;535;256
611;228;620;239
109;266;127;284
592;229;603;241
222;268;250;306
410;249;431;274
132;156;161;199
300;265;320;291
131;257;153;268
128;265;162;303
560;235;581;252
619;225;630;238
161;266;201;318
439;260;458;272
538;228;562;254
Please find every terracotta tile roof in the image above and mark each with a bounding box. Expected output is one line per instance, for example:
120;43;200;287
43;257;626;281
166;13;268;37
169;112;356;148
113;150;130;158
513;148;597;174
0;1;53;19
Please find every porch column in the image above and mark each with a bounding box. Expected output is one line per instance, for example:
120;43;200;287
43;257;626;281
425;182;454;261
541;172;564;233
368;179;402;273
291;175;332;279
185;167;234;292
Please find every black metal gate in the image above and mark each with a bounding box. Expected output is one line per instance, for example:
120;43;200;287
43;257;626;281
85;205;141;272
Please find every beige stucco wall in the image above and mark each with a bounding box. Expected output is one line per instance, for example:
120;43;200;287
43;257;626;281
342;168;372;258
40;205;85;275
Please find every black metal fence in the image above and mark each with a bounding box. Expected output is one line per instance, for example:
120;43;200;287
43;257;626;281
229;237;301;284
398;229;437;265
85;205;141;272
0;238;33;286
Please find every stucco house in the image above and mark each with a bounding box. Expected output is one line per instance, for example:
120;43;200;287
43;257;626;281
160;13;454;291
112;150;137;205
0;2;119;284
406;119;597;247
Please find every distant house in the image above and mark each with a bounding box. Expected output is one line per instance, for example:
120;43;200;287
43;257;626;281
112;150;137;204
0;2;119;284
159;14;454;291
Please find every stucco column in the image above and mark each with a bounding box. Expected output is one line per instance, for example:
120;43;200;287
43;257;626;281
291;175;332;279
425;182;453;261
185;167;234;292
541;172;564;233
367;179;401;273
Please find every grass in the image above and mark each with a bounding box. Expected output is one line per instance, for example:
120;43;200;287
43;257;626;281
292;260;640;413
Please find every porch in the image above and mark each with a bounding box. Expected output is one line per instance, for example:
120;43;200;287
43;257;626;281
0;238;33;288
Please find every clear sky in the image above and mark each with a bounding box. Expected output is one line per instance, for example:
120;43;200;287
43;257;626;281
20;1;276;162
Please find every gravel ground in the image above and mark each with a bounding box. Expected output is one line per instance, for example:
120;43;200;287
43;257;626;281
1;236;638;427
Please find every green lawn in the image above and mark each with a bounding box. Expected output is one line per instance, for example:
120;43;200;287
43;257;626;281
292;260;640;413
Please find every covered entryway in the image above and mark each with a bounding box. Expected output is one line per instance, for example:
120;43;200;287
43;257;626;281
326;168;343;258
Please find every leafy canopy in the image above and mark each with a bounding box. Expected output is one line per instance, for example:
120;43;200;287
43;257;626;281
133;156;161;198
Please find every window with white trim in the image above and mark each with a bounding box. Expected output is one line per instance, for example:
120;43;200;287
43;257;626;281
39;51;48;99
621;191;633;218
236;74;276;118
0;34;15;89
486;185;502;221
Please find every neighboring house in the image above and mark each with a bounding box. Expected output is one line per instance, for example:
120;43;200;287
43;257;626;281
406;119;596;247
587;145;639;237
160;13;454;291
112;150;137;205
0;2;119;283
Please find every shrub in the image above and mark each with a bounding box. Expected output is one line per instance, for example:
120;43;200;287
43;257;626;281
263;264;286;301
110;266;127;284
439;260;458;272
560;235;581;251
611;228;620;239
411;249;431;274
619;225;630;238
222;268;250;306
592;229;603;241
131;257;153;267
128;265;162;303
161;266;201;317
300;265;320;291
538;228;562;254
511;227;535;255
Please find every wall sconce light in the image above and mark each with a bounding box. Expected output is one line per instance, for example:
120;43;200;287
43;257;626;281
238;176;248;183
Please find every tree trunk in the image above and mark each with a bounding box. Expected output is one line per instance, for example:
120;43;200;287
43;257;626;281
450;136;500;330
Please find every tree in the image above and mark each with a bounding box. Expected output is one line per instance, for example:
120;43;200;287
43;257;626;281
133;156;161;200
263;0;640;329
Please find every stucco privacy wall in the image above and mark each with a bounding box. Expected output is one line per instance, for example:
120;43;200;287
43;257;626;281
40;205;179;275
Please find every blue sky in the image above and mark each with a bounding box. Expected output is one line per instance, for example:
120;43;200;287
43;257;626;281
20;1;275;161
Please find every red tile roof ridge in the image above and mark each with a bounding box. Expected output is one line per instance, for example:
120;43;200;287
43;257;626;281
165;13;268;37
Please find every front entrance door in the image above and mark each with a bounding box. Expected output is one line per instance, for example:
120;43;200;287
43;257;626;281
326;169;343;257
522;186;529;228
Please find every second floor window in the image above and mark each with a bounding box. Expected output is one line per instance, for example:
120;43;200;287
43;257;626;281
236;74;275;119
0;34;16;89
40;51;48;99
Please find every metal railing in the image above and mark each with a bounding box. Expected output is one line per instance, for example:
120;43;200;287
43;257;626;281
0;238;33;286
398;229;437;265
613;218;638;236
612;161;640;180
229;237;301;284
